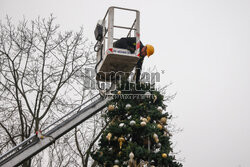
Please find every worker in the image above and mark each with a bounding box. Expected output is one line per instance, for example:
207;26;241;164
113;37;154;83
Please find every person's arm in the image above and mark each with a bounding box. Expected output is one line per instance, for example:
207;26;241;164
128;39;144;54
126;37;137;53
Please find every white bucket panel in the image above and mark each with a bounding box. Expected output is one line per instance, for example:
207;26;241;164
96;48;139;81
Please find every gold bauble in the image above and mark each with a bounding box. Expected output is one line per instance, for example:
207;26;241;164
118;137;125;142
147;116;151;122
108;105;115;111
157;124;163;130
118;151;122;156
106;133;112;141
113;165;119;167
142;118;148;123
153;94;157;103
160;117;167;124
155;138;159;143
117;91;121;95
162;153;167;158
118;137;125;149
153;133;158;139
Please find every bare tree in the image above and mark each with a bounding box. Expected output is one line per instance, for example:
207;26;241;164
0;15;98;166
42;111;109;167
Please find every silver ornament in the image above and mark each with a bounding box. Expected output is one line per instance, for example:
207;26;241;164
144;91;151;98
119;123;125;127
130;120;136;126
125;104;132;109
157;106;163;112
157;142;162;148
114;159;119;164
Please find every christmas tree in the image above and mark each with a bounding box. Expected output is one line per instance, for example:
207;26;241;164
91;82;182;167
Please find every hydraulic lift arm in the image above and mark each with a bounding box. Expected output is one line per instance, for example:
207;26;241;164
0;94;109;167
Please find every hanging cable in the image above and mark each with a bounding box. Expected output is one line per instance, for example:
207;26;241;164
94;44;105;93
94;41;101;52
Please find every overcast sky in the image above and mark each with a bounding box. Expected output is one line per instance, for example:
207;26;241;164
1;0;250;167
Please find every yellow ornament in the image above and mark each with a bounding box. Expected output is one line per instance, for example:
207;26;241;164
147;116;151;122
108;105;115;111
153;133;159;143
141;118;148;123
118;137;125;149
118;151;122;156
117;91;121;95
106;133;112;141
153;133;158;139
113;165;119;167
162;153;167;158
157;124;163;130
160;117;167;124
153;94;157;103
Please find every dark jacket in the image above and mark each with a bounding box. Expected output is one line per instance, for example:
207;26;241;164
113;37;144;54
113;37;145;83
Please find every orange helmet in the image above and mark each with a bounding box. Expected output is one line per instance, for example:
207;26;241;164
146;44;154;57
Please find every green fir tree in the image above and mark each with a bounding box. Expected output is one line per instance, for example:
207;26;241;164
91;82;182;167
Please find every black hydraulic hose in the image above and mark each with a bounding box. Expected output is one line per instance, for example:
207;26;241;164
94;44;103;74
94;41;101;52
94;44;105;91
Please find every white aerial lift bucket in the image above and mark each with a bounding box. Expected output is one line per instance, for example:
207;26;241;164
94;7;141;82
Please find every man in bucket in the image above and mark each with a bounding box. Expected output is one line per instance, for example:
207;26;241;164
113;37;154;83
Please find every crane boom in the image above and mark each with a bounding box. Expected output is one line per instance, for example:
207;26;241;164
0;94;109;167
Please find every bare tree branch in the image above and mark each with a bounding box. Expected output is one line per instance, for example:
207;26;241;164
0;15;97;166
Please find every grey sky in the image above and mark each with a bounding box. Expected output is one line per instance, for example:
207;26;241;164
1;0;250;166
